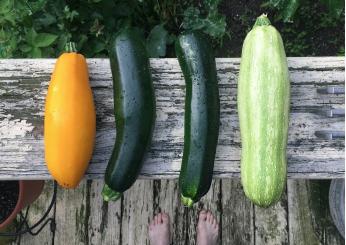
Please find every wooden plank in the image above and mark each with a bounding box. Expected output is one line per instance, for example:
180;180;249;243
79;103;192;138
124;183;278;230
287;180;344;245
152;179;188;245
186;180;221;244
54;180;90;245
17;180;122;245
221;179;254;245
254;192;289;245
0;57;344;179
16;181;55;245
87;180;121;245
308;180;345;245
8;179;344;244
121;180;154;245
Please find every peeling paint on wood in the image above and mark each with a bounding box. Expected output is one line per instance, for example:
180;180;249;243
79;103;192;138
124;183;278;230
0;57;344;179
11;178;344;244
186;180;221;244
152;179;188;245
54;180;90;245
87;180;121;245
255;192;289;245
121;180;154;245
13;181;55;245
221;179;254;245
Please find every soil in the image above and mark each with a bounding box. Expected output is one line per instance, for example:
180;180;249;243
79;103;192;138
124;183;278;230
0;181;19;224
217;0;265;57
216;0;345;57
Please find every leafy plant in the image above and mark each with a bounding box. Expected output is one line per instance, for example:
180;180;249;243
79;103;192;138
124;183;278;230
264;0;344;21
277;1;345;56
146;24;169;58
320;0;345;17
0;0;228;58
20;29;57;57
265;0;300;22
182;0;227;40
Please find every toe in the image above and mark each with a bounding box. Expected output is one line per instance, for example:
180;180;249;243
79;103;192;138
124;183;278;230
149;219;155;230
162;213;170;224
199;210;207;221
206;211;212;222
154;215;159;225
211;217;215;225
158;213;163;224
212;217;218;226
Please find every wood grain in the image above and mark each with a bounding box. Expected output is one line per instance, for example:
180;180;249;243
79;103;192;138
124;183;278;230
0;57;344;179
54;180;90;245
11;179;344;244
15;181;55;245
221;179;254;245
121;180;154;245
186;180;221;244
254;192;289;245
87;180;121;245
287;180;344;245
152;179;188;245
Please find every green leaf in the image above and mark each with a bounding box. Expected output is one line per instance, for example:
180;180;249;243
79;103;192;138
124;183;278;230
25;29;37;45
0;0;13;14
267;0;301;22
281;0;301;21
34;33;58;47
203;12;227;39
19;44;32;52
203;0;221;11
28;0;48;14
30;47;42;58
0;28;6;42
93;41;106;53
146;24;168;58
320;0;344;18
63;5;79;22
77;34;88;51
182;5;227;40
182;7;205;30
0;37;15;58
35;13;57;26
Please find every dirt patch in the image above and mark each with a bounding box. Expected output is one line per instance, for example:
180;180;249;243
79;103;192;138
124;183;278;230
217;0;344;57
0;181;19;224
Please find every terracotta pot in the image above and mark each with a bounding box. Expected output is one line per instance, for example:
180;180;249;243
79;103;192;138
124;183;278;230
0;180;44;230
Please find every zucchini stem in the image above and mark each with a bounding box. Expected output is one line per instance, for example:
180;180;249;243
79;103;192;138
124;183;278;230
102;184;122;202
65;42;77;53
254;14;271;27
181;195;194;208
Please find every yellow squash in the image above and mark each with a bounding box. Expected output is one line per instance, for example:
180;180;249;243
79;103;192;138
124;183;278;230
44;42;96;188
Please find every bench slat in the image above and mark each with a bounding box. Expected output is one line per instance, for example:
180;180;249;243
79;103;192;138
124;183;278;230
0;57;344;180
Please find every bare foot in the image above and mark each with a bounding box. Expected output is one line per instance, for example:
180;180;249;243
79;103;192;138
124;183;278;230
148;212;170;245
196;210;219;245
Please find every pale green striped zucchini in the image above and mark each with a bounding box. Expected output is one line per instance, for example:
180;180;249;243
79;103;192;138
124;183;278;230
238;14;290;207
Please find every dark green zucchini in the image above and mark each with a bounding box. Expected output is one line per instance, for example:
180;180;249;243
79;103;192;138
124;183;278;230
102;28;156;201
175;31;220;207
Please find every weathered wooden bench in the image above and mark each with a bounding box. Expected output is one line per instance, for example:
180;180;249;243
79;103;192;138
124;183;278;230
0;57;344;180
